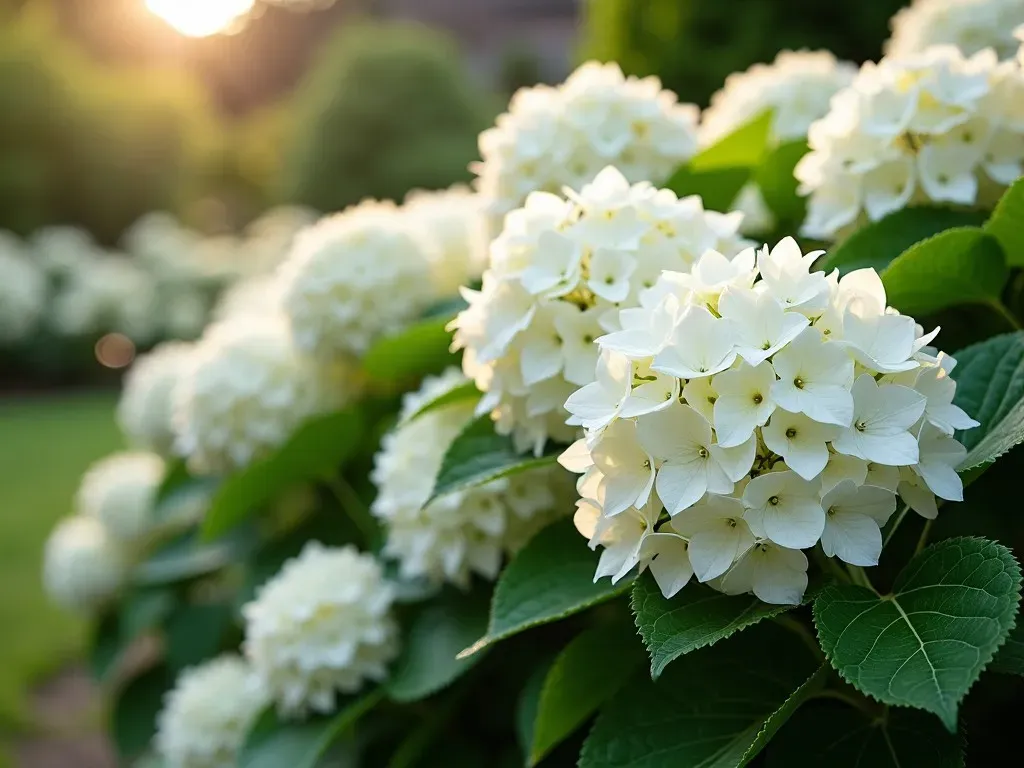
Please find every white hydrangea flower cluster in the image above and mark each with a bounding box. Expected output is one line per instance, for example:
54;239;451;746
886;0;1024;60
76;452;165;544
42;516;128;612
474;61;699;231
118;342;195;457
155;655;268;768
242;543;398;717
0;231;47;343
402;186;488;297
371;368;564;588
173;314;348;475
699;51;857;234
453;166;750;454
796;45;1024;239
278;199;434;358
560;237;978;605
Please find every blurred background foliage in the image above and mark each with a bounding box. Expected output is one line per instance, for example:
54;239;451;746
580;0;907;107
279;20;497;213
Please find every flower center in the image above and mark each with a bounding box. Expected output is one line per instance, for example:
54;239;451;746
752;393;763;405
793;377;805;389
768;495;780;506
855;420;868;432
785;427;797;439
697;447;709;459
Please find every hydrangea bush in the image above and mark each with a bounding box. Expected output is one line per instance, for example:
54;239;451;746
39;12;1024;767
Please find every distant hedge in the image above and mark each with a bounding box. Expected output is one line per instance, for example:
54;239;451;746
280;20;496;213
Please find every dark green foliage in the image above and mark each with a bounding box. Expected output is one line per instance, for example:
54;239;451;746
579;0;906;106
281;21;496;214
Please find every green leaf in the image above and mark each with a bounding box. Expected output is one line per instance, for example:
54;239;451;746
740;664;829;764
460;520;631;658
813;537;1021;731
579;622;821;768
528;621;645;766
631;573;798;679
516;654;556;757
989;619;1024;676
427;414;560;505
89;612;122;681
386;590;490;703
112;665;174;762
165;602;233;673
690;110;773;172
754;140;808;225
819;207;988;274
399;379;480;426
120;588;176;642
765;701;963;768
985;177;1024;266
665;166;752;214
154;459;190;505
201;408;363;540
881;227;1007;317
951;331;1024;469
363;314;457;383
134;526;260;586
239;691;383;768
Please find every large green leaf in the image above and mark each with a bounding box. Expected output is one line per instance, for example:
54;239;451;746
985;177;1024;266
386;590;490;703
362;314;458;383
754;140;809;225
690;110;773;172
238;691;382;768
427;414;561;505
119;588;176;642
460;520;631;658
951;331;1024;469
112;665;174;763
399;380;480;426
134;526;259;586
819;207;988;274
164;602;233;673
665;166;752;214
631;573;798;679
989;619;1024;676
881;227;1007;317
578;622;821;768
528;621;645;766
765;701;963;767
201;408;363;540
814;537;1021;731
89;612;122;681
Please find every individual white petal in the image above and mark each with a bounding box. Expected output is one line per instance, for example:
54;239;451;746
898;473;938;520
711;362;778;447
770;328;854;426
651;305;737;379
761;409;840;480
592;421;655;516
640;533;694;598
835;312;918;373
588;248;637;302
819;452;868;495
914;424;966;502
820;507;883;566
720;542;808;605
558;438;594;474
719;286;810;366
832;375;926;465
670;496;753;583
710;433;757;483
619;371;680;418
682;376;717;423
742;471;825;550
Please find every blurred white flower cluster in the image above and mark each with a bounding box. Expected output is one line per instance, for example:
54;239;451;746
42;515;129;612
279;200;437;358
886;0;1024;60
796;45;1024;239
118;341;196;457
453;166;749;454
560;237;977;605
42;447;186;612
0;207;313;353
371;368;565;588
699;51;857;234
173;314;349;475
242;542;398;716
402;186;488;298
0;232;47;343
474;62;699;232
155;655;268;768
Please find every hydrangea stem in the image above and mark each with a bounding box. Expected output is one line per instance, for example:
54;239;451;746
914;518;934;555
987;299;1022;331
882;504;910;548
846;565;877;594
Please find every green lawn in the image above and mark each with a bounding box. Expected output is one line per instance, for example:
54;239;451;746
0;393;122;746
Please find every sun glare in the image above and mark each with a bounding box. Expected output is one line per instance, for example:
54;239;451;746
146;0;256;38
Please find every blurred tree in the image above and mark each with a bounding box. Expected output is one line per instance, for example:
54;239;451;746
579;0;907;107
280;20;496;213
0;4;218;243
